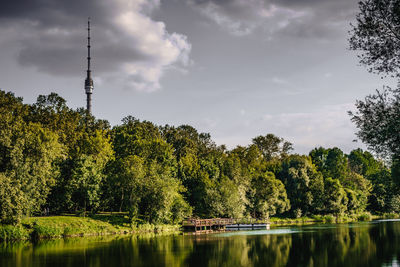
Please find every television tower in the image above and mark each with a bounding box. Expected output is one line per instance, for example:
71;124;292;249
84;18;94;114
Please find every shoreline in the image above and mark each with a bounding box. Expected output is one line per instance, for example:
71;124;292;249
0;214;181;243
1;213;399;243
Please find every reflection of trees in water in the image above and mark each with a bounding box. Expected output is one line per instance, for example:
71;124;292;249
247;234;292;267
284;224;380;267
183;233;292;267
2;222;400;267
368;221;400;265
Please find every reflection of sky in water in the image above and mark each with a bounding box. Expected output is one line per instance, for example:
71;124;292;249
215;229;300;237
382;258;400;267
2;220;400;267
215;221;381;238
376;219;400;223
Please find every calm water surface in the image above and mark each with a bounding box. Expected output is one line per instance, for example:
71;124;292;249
2;220;400;267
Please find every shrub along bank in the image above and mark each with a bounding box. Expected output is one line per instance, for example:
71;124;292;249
0;214;180;242
3;212;398;242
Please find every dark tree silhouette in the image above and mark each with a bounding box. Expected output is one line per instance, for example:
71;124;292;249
349;0;400;77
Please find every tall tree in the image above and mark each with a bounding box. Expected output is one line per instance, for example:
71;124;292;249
349;88;400;161
107;117;191;223
349;0;400;77
248;172;290;219
252;134;293;161
278;155;324;216
349;0;400;162
0;91;65;223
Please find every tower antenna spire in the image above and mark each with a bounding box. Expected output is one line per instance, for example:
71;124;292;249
84;17;94;114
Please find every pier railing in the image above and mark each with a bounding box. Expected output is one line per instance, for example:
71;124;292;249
182;218;269;227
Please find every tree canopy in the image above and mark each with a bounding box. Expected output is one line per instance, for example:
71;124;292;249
349;0;400;164
349;0;400;77
0;90;396;225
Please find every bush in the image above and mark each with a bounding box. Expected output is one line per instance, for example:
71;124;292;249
0;225;30;241
323;215;336;223
357;212;372;221
312;215;324;222
32;223;63;239
382;213;399;219
294;208;302;219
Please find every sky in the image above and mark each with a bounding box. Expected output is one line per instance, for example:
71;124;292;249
0;0;395;154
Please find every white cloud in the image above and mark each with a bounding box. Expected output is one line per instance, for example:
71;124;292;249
214;103;363;154
1;0;192;92
261;103;361;153
199;117;219;130
190;0;305;36
271;77;290;85
186;0;356;38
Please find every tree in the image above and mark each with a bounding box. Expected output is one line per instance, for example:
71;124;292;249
343;172;372;214
324;148;350;182
252;134;293;161
324;178;348;216
310;147;373;214
349;0;400;162
0;121;64;223
348;149;383;177
205;176;245;218
349;0;400;77
0;173;25;224
248;172;290;219
107;117;191;223
278;155;324;216
349;87;400;160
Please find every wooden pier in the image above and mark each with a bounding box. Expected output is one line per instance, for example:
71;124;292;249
182;218;270;233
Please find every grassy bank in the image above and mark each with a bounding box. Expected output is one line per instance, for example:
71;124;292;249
0;213;180;242
269;212;400;226
269;214;367;225
2;212;399;242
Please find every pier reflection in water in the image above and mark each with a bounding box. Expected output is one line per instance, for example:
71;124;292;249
1;220;400;267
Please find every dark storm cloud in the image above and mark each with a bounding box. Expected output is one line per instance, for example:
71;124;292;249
0;0;191;91
0;0;109;28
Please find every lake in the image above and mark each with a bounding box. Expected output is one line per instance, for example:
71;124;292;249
1;219;400;267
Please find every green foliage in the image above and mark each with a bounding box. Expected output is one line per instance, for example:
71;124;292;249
310;147;374;214
349;88;400;161
278;155;324;216
0;174;25;225
357;212;372;222
252;134;293;161
0;90;396;228
0;91;65;223
205;176;245;218
349;0;400;182
349;0;400;77
107;117;190;224
66;155;105;213
0;225;29;241
324;178;348;216
389;194;400;213
248;172;290;219
323;215;336;224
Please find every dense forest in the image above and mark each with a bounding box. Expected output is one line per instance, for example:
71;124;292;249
0;90;399;226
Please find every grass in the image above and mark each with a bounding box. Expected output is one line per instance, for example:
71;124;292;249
269;216;318;225
381;213;400;219
1;211;396;242
0;225;30;242
0;213;180;242
269;212;377;225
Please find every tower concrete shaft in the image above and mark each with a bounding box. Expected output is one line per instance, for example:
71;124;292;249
84;18;94;114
